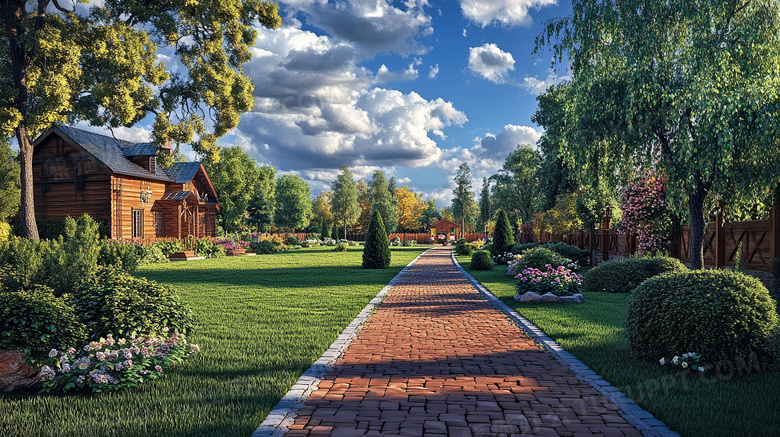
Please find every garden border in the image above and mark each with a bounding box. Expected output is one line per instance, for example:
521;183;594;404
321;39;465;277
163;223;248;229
450;252;679;437
251;250;429;437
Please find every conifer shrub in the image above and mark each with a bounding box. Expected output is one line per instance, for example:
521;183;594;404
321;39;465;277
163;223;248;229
583;256;686;293
331;224;340;241
320;219;330;239
471;250;493;270
492;210;514;256
626;269;778;367
363;210;391;269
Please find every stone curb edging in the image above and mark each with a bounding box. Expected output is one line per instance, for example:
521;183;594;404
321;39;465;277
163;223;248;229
450;252;679;437
250;250;429;437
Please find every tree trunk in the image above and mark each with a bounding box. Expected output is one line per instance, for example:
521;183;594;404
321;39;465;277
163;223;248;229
16;126;39;241
688;183;708;270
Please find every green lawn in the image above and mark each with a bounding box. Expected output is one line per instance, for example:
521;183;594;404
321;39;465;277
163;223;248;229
457;255;780;437
0;246;426;437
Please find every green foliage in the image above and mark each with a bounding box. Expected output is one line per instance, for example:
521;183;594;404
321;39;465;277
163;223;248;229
331;166;360;236
0;284;87;361
191;239;225;259
470;250;493;271
489;145;541;225
320;218;330;239
97;241;140;274
204;146;260;233
583;257;687;293
153;240;185;256
451;163;478;232
286;235;300;246
368;171;398;233
511;242;541;254
0;139;19;222
547;242;584;262
331;223;340;241
249;241;277;254
132;244;169;265
0;222;9;241
626;270;778;367
274;174;313;232
246;165;277;233
454;239;473;256
334;242;349;252
515;247;571;271
75;268;193;340
362;210;390;269
478;177;491;232
492;209;514;256
537;0;780;269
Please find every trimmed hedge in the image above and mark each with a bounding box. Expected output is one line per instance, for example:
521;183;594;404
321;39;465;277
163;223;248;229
583;256;686;293
471;250;493;271
626;270;778;367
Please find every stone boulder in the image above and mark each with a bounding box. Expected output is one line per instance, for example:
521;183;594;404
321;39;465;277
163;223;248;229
513;292;584;304
0;350;40;392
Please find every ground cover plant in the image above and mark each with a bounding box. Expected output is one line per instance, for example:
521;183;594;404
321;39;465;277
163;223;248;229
456;254;780;437
0;246;425;436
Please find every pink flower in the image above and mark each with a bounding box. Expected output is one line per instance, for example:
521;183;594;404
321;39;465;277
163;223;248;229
155;365;163;372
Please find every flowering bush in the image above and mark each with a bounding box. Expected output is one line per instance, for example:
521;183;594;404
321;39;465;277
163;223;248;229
38;332;199;393
210;238;249;251
507;247;576;274
659;352;707;372
619;171;671;255
515;264;583;296
492;251;515;266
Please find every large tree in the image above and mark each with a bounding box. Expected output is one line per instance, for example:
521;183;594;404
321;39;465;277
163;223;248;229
367;171;398;232
0;138;20;222
1;0;281;241
490;145;541;225
274;174;312;231
539;0;780;269
204;146;259;234
355;179;371;231
330;166;360;240
451;163;478;233
478;177;491;234
312;191;333;226
247;165;276;233
396;186;426;231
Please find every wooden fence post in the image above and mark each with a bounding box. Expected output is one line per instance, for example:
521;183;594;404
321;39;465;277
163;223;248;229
715;203;725;268
771;184;780;261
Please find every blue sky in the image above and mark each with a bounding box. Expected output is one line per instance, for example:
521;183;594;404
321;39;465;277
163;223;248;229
74;0;573;206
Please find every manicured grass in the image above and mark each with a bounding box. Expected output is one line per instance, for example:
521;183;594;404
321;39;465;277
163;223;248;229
0;246;426;437
457;255;780;437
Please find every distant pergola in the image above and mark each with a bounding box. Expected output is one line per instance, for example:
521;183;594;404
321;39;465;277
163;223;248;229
430;219;461;241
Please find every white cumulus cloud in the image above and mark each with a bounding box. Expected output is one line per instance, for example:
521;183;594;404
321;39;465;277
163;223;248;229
428;64;439;79
468;43;516;84
459;0;557;27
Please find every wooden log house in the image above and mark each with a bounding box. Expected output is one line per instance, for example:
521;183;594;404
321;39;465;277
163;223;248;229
32;126;219;240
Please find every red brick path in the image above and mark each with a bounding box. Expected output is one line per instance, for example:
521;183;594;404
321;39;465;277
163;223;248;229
287;247;641;436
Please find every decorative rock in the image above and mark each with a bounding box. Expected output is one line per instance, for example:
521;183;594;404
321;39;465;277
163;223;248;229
513;292;584;304
514;292;541;302
0;350;40;392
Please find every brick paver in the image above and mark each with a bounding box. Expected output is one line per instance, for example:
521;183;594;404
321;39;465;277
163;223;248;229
286;247;642;436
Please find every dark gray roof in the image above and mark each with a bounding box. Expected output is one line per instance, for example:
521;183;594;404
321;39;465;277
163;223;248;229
165;162;202;184
56;126;172;182
122;142;158;157
160;191;192;201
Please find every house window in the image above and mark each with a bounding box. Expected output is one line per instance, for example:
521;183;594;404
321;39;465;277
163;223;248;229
132;209;144;239
450;227;455;233
153;211;163;238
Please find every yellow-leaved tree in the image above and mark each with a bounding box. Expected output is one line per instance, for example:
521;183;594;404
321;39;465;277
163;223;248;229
396;186;426;232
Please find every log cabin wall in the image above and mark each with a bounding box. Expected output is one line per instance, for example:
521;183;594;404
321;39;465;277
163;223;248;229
110;176;167;240
32;136;111;222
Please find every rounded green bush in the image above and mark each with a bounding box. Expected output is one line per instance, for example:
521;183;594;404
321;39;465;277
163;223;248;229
75;268;193;339
626;270;778;366
334;242;349;252
454;239;473;256
286;235;300;246
471;250;493;271
515;247;571;271
0;285;87;360
583;256;686;293
511;242;540;254
547;242;584;262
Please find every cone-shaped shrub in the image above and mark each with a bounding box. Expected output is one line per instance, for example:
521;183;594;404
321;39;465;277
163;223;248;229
320;219;330;239
363;209;391;269
332;223;340;240
492;209;514;256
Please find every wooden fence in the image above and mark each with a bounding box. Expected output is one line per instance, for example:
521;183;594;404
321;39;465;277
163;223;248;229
528;197;780;272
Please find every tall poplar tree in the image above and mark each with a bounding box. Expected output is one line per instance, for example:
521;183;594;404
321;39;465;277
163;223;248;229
478;177;491;234
451;163;478;233
368;170;398;233
330;166;360;240
0;0;281;240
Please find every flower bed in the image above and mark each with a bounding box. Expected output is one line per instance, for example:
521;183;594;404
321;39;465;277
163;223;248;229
513;264;584;303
